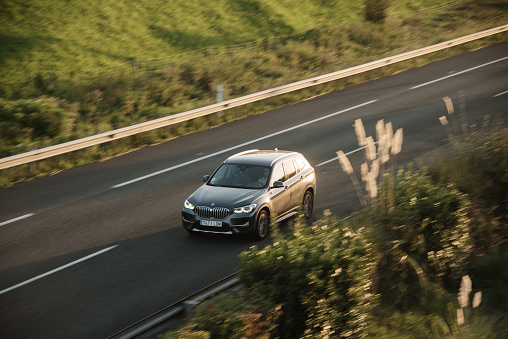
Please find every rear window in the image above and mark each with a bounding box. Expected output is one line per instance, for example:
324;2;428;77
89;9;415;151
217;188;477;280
295;157;306;171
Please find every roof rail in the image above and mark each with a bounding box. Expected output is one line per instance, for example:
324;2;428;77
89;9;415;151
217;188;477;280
226;149;259;160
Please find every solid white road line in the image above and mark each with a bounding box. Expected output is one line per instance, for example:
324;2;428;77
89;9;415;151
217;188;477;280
410;56;508;89
0;213;34;227
494;90;508;97
112;100;377;188
0;245;118;296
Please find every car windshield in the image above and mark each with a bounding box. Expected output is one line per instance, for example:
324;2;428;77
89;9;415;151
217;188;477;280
208;163;270;189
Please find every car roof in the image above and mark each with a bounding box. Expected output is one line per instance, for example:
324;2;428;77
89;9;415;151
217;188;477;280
224;149;301;167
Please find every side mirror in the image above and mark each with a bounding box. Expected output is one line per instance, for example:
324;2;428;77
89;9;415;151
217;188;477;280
272;181;284;189
203;175;210;183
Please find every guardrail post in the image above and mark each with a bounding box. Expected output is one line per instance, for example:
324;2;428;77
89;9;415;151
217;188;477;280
216;84;224;117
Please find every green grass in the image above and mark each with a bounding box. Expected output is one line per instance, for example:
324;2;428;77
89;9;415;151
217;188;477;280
1;0;494;91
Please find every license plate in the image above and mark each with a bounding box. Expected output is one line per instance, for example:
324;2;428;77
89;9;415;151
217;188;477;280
201;220;222;227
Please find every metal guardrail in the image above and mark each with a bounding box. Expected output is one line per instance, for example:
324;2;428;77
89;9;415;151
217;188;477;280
1;24;507;170
108;274;240;339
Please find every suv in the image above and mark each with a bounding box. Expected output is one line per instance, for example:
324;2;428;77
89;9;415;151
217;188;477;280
182;149;316;240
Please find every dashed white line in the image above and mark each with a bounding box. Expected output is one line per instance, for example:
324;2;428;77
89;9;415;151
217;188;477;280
410;56;508;89
112;100;378;188
494;90;508;97
0;245;118;296
0;213;34;227
316;143;375;167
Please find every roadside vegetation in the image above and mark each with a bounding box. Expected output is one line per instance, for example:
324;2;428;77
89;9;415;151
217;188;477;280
160;103;508;338
1;0;507;186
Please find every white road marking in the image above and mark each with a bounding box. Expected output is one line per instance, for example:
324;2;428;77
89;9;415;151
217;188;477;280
494;90;508;97
0;213;34;227
112;100;377;188
316;142;378;167
410;56;508;89
0;245;118;296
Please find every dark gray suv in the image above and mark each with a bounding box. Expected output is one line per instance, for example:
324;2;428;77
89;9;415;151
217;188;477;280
182;149;316;239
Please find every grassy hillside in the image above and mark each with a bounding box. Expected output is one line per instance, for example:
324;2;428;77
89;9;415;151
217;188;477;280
0;0;453;91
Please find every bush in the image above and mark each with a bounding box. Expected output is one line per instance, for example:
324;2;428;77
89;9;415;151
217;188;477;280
238;212;377;338
372;168;473;308
0;97;76;154
161;290;273;339
365;0;390;23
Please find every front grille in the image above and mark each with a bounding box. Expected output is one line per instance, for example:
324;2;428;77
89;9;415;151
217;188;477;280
195;206;230;220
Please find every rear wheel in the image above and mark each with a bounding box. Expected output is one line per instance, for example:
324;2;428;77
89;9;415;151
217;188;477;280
303;191;313;219
252;210;269;240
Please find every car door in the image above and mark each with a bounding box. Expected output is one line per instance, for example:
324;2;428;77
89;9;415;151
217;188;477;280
282;159;301;210
289;158;307;208
268;163;289;216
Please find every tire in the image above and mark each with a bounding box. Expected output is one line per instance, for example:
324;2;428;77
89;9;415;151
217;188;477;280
302;191;313;219
252;210;269;240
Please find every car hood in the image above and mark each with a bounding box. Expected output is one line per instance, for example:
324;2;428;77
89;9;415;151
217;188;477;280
189;185;264;208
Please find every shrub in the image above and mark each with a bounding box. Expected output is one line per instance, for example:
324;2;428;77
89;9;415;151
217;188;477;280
239;212;377;338
365;0;390;23
0;97;77;155
162;290;273;339
372;168;473;308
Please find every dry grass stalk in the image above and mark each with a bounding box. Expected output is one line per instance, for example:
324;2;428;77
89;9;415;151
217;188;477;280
382;122;393;163
354;118;367;147
458;91;469;136
443;96;455;114
365;136;376;161
361;160;379;199
338;118;403;207
376;120;389;164
337;150;353;174
361;162;368;182
457;308;465;325
336;150;366;206
472;291;482;308
391;128;403;155
458;275;472;308
439;115;455;144
456;275;482;327
443;96;460;136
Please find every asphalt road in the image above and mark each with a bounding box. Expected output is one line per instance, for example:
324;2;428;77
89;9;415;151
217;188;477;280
0;40;507;338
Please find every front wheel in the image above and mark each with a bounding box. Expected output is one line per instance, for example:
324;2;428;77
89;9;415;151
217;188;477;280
252;210;269;240
303;191;313;219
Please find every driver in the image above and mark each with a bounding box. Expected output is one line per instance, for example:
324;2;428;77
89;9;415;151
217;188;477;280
257;168;270;186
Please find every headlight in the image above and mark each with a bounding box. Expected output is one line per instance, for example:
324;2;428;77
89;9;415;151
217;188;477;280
233;204;257;214
184;200;195;210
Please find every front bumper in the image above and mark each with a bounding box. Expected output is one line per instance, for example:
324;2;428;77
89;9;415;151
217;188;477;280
182;208;257;235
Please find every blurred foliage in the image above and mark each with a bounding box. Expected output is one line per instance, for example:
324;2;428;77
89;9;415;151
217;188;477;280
365;0;391;23
237;212;376;338
160;289;275;339
372;168;473;309
429;119;508;244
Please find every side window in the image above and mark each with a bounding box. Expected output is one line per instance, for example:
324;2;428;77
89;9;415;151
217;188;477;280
293;159;301;174
272;164;285;183
283;160;297;180
295;158;306;172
